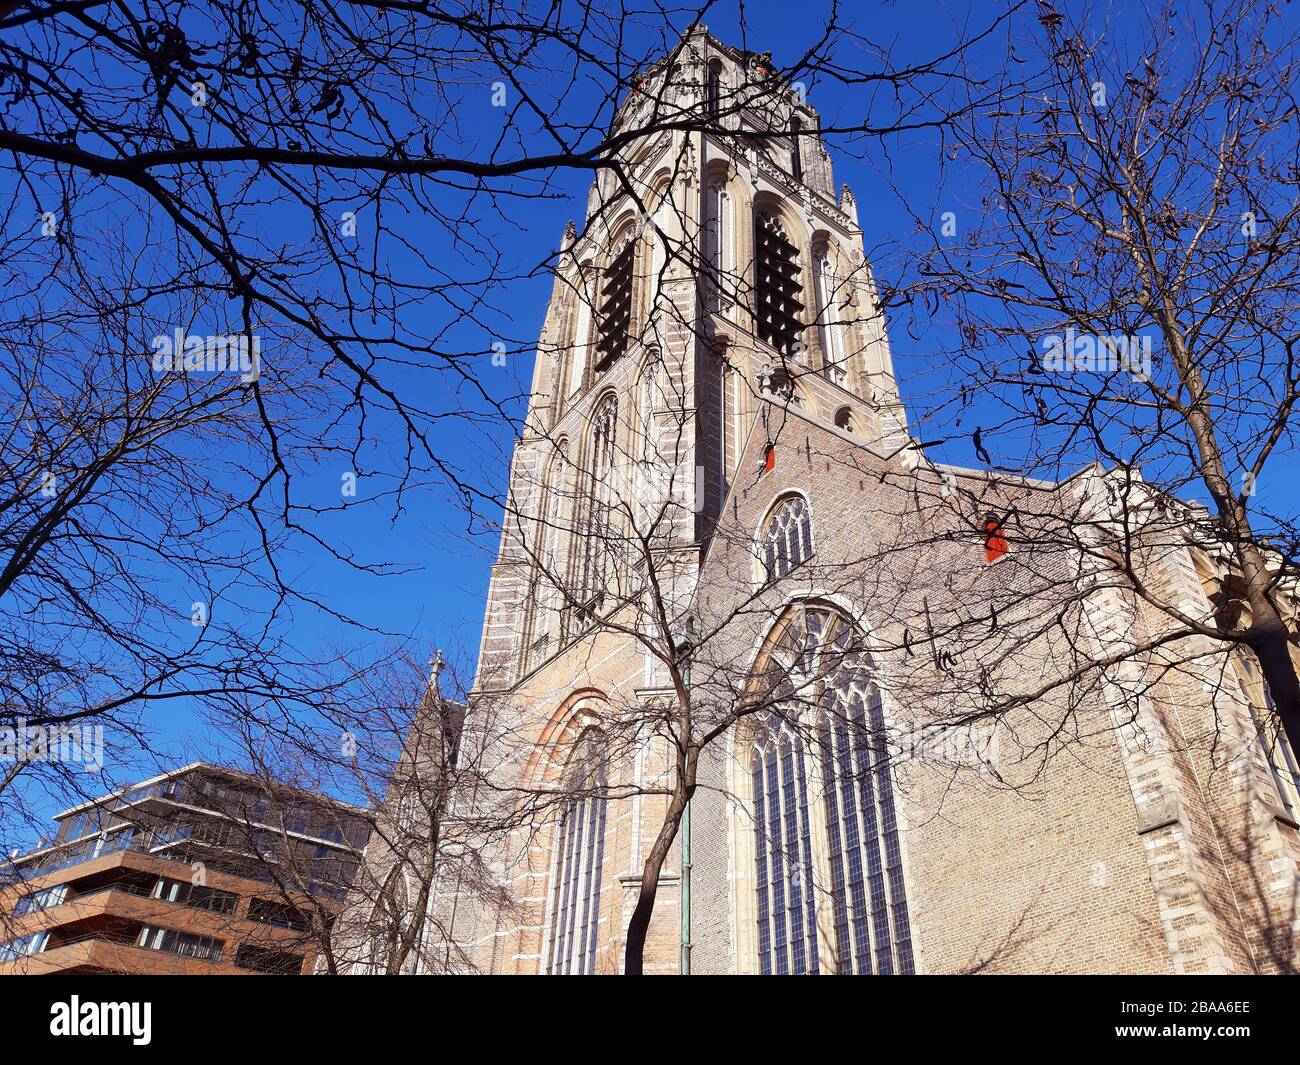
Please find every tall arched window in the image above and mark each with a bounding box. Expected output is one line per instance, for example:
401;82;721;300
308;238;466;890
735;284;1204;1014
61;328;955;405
545;731;608;975
752;714;821;974
755;212;804;357
790;116;803;183
703;177;731;314
579;396;618;620
596;234;635;370
567;262;596;398
748;604;915;975
760;494;814;582
529;444;570;670
647;185;673;312
706;59;723;118
814;248;847;387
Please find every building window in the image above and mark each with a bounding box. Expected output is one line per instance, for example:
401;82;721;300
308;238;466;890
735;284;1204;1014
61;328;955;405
706;59;722;118
790;116;803;182
60;807;102;842
151;877;239;915
595;237;635;370
752;720;820;974
819;677;915;974
247;898;309;931
1260;686;1300;818
703;178;731;313
136;926;224;963
578;396;618;621
755;213;804;357
983;516;1008;562
815;250;847;386
530;445;570;669
760;495;814;582
13;883;67;916
749;604;916;975
545;734;608;975
0;931;48;962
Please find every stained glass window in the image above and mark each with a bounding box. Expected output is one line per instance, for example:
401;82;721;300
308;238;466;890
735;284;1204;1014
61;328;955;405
545;736;608;975
761;495;814;582
750;604;915;974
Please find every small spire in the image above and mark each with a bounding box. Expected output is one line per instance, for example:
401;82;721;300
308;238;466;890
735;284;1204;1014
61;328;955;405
839;184;859;226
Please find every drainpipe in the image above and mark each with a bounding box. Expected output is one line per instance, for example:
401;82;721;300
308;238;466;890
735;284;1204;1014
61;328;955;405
672;620;698;976
681;790;691;976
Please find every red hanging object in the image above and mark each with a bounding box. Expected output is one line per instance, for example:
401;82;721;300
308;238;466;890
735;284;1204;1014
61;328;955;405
983;517;1008;562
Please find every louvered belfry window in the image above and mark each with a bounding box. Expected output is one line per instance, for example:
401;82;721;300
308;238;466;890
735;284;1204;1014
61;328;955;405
595;238;635;370
756;213;804;356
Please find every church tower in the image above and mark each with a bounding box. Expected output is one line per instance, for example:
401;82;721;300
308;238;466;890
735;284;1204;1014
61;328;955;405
458;27;913;975
475;27;905;696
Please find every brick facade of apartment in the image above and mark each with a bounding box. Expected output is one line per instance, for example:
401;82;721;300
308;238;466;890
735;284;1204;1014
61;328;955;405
1;763;370;975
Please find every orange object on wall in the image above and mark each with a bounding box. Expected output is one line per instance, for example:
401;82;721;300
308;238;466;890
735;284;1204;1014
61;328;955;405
983;517;1008;562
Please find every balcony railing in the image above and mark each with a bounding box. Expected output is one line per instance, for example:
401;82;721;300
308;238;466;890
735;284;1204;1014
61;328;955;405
2;928;228;969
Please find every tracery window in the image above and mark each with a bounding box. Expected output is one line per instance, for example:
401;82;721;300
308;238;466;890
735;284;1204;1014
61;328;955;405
752;717;820;974
755;212;804;357
578;396;618;619
760;494;814;582
529;444;570;670
749;604;916;975
545;732;608;975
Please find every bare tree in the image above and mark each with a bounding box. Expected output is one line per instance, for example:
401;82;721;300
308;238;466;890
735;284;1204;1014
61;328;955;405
0;0;1012;851
892;0;1300;749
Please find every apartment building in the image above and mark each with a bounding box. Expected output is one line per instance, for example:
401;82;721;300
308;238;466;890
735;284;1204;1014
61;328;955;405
0;762;370;975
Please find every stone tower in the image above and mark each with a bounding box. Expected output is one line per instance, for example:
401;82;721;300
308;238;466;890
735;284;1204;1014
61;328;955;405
456;27;912;975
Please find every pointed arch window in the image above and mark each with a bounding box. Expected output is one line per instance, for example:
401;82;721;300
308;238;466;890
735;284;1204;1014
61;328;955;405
567;263;596;398
760;494;814;582
790;117;803;183
545;732;608;975
706;59;723;118
596;237;635;370
529;444;570;670
749;605;915;975
755;212;804;357
579;396;618;621
814;248;847;387
647;187;673;311
703;178;732;314
752;716;821;974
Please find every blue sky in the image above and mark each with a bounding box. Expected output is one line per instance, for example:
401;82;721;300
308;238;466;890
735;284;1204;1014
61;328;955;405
7;0;1298;835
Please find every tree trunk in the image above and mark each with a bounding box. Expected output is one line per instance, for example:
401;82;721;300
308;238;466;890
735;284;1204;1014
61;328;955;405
1248;607;1300;754
624;786;688;975
1156;311;1300;753
624;751;695;975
